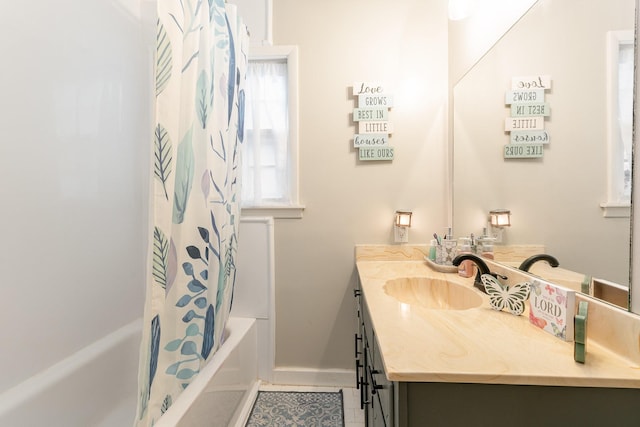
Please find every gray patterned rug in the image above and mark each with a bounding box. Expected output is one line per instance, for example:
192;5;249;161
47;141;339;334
245;391;344;426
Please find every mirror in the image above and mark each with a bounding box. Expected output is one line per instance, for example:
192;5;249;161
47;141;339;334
452;0;635;309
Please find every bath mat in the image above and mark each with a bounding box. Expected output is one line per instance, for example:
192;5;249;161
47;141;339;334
245;390;344;427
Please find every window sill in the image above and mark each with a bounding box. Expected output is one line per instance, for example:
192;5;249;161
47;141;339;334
241;205;305;219
600;202;630;218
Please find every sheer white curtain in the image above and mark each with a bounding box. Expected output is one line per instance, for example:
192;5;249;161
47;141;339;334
618;42;633;200
242;60;290;206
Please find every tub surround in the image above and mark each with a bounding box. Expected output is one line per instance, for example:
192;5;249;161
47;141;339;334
355;244;640;388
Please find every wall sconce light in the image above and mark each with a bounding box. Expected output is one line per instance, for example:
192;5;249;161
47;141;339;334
488;209;511;243
489;209;511;227
394;210;412;243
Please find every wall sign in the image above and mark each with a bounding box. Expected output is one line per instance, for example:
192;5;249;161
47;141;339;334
505;89;545;104
504;143;544;159
503;75;551;159
360;121;392;134
359;147;395;160
504;117;545;131
358;94;394;107
354;134;389;147
510;130;549;144
510;103;550;117
353;107;388;121
352;82;394;161
512;75;552;90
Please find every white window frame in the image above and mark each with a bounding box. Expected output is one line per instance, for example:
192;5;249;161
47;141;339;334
241;45;304;219
601;30;633;218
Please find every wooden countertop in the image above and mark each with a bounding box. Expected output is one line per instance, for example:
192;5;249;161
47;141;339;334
356;254;640;388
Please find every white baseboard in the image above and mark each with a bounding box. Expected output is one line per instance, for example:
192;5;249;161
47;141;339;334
269;368;356;388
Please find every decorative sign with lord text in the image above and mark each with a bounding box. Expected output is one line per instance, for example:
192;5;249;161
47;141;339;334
503;75;551;159
352;82;394;161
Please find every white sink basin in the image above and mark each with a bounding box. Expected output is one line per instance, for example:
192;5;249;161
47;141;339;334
383;277;483;310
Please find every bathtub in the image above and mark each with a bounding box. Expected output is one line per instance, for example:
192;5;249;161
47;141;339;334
0;316;259;427
155;317;259;427
0;217;271;427
0;320;142;427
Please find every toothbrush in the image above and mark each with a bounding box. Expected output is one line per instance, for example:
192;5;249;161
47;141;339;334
433;233;442;245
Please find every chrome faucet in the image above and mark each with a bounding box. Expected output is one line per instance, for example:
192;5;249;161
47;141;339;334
452;254;507;294
518;254;559;272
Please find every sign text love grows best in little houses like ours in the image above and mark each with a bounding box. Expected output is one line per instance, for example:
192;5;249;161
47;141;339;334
352;82;394;161
504;75;551;159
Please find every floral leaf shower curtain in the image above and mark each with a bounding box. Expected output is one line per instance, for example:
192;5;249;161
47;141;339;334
135;1;248;425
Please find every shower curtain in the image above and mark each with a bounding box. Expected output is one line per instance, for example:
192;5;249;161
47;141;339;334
134;1;248;425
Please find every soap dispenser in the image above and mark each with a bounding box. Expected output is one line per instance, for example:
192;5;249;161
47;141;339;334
475;228;495;260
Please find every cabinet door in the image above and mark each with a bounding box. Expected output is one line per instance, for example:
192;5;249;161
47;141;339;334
371;334;393;427
354;287;364;394
361;295;393;427
370;391;385;427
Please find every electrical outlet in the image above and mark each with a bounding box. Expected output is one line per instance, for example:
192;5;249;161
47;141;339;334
394;225;409;243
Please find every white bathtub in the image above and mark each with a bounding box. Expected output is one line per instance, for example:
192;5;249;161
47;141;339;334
0;316;259;427
156;317;259;427
0;218;271;427
0;320;142;427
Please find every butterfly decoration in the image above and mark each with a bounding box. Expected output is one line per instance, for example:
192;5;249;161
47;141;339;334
481;274;531;316
545;284;555;294
556;292;566;305
529;311;547;329
531;282;542;296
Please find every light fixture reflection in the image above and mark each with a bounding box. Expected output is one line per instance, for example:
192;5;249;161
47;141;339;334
489;209;511;227
395;210;413;227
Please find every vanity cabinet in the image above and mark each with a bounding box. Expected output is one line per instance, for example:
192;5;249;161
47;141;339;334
355;285;394;427
354;282;640;427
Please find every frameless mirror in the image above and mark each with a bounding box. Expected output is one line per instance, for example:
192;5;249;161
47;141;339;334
452;0;635;310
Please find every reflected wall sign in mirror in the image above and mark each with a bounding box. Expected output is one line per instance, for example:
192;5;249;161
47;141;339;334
452;0;635;310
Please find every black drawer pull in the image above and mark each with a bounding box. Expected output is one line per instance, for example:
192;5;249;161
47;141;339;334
368;366;384;394
360;375;370;407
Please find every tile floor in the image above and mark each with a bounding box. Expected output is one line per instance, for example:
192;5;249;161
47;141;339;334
257;384;365;427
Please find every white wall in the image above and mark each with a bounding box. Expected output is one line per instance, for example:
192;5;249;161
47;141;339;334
271;0;450;374
0;0;153;393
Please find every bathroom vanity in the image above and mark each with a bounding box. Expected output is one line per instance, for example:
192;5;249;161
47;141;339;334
354;245;640;427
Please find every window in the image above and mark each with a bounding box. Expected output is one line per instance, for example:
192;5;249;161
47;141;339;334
241;45;303;218
602;30;633;218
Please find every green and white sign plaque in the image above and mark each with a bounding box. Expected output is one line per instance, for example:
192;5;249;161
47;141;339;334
504;143;544;159
353;82;394;162
359;146;395;161
354;134;389;147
